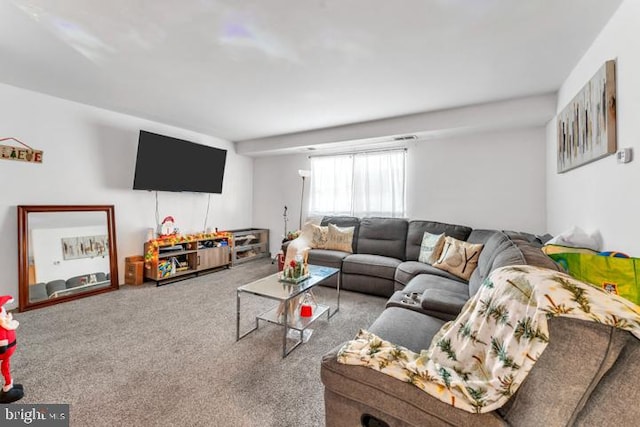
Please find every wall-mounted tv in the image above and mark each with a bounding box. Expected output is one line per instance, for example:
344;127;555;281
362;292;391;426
133;131;227;194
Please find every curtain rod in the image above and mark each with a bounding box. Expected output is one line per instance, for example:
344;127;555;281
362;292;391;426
308;147;407;159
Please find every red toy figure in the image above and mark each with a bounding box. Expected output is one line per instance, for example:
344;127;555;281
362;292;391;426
0;296;23;403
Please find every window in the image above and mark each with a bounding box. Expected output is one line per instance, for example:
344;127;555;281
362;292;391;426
308;150;406;218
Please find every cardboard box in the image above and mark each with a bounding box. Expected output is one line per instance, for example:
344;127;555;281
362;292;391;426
125;255;145;285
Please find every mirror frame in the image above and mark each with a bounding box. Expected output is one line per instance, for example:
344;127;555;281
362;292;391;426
17;205;119;312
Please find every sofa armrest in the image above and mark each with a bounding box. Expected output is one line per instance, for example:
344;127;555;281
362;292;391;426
421;288;468;315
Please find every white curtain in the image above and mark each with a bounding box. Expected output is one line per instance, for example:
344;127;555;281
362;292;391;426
309;150;406;218
352;150;405;217
309;154;353;216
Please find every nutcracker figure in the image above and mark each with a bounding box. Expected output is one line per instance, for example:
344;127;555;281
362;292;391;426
0;296;23;403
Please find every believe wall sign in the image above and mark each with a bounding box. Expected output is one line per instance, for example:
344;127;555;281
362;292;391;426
0;137;43;163
556;60;616;173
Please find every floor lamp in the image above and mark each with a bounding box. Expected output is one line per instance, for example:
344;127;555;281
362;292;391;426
298;169;311;230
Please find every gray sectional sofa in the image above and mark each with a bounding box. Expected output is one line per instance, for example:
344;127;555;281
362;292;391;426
29;272;109;303
302;216;556;303
295;216;640;426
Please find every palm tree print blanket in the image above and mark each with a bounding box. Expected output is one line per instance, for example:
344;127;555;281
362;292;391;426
337;265;640;413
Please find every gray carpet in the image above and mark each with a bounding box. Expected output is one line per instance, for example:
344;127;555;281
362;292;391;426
12;259;386;426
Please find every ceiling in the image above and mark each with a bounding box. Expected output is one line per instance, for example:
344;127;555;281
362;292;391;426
0;0;623;142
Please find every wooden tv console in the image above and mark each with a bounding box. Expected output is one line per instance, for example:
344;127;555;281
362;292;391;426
144;232;231;285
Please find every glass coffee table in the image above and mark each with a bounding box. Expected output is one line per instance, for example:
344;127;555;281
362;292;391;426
236;264;340;357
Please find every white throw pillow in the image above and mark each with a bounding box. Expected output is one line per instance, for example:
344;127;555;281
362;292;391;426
546;226;601;251
325;224;354;253
418;232;445;264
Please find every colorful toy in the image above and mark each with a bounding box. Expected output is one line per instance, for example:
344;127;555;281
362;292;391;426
0;295;23;403
158;260;174;278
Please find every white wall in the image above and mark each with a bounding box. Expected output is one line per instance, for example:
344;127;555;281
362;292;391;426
0;83;254;308
546;0;640;255
252;153;311;256
407;127;546;232
253;126;547;256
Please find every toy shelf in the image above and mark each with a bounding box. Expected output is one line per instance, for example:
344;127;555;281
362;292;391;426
228;229;270;265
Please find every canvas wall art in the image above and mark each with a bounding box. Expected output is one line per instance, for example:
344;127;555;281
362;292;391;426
557;60;616;173
61;235;109;260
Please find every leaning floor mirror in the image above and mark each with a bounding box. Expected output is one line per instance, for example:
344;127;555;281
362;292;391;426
17;205;119;311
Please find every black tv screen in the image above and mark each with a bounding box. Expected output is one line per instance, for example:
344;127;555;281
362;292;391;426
133;131;227;193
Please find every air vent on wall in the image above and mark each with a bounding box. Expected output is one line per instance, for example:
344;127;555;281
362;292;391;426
393;135;417;141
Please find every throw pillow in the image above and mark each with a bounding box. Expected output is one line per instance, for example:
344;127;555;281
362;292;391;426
418;232;445;265
310;224;329;249
325;223;354;253
433;236;484;281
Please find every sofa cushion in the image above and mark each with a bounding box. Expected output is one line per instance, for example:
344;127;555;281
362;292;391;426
395;261;466;288
400;274;471;321
516;241;564;272
307;255;341;289
340;273;395;297
66;272;107;288
466;228;500;245
368;307;446;352
403;273;470;298
356;217;408;260
325;224;355;253
308;249;350;269
46;279;66;296
432;236;484;281
321;216;360;252
342;254;401;280
420;288;468;316
418;232;445;264
468;232;521;297
498;317;630;427
494;244;531;271
29;283;48;302
66;275;88;288
405;220;473;261
503;230;547;247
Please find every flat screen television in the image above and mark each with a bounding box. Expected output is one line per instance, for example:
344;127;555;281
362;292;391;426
133;131;227;193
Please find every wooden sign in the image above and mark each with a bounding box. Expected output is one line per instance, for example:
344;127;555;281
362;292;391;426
0;137;43;163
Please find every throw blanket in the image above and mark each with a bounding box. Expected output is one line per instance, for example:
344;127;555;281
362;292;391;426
337;265;640;413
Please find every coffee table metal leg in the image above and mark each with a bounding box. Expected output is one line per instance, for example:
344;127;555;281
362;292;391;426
236;289;240;341
329;273;340;319
281;298;305;358
283;299;288;358
236;290;260;341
